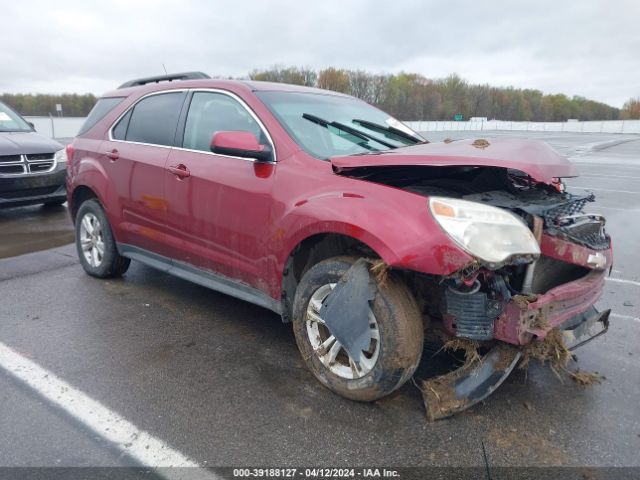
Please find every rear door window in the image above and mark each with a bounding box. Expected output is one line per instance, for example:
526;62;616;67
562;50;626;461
125;92;186;147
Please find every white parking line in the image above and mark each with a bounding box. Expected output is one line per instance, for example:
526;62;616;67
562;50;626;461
610;313;640;324
606;277;640;287
0;342;217;478
581;174;640;180
566;186;640;194
573;162;640;169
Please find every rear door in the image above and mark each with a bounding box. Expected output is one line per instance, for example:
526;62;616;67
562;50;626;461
164;90;276;291
105;91;186;257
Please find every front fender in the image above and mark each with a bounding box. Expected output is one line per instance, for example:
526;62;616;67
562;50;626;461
277;190;473;278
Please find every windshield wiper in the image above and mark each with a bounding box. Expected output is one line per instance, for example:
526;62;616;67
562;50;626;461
302;113;397;150
352;119;426;145
302;114;378;152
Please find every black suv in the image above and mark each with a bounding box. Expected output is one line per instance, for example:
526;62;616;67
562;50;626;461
0;101;67;208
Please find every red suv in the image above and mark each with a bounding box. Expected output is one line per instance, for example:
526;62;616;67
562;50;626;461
67;72;612;417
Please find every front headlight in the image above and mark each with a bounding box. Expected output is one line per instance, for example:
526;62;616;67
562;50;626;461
54;148;67;167
429;196;540;268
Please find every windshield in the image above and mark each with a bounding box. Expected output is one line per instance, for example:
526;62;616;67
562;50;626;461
0;102;32;132
256;91;424;159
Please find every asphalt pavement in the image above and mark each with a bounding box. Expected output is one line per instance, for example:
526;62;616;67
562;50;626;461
0;132;639;474
0;203;73;259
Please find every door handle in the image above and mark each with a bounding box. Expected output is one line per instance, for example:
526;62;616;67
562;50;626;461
168;164;190;178
105;149;119;161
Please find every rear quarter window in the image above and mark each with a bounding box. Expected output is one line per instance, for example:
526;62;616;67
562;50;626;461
78;97;125;135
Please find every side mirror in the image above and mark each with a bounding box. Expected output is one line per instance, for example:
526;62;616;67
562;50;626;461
27;121;35;130
210;131;273;162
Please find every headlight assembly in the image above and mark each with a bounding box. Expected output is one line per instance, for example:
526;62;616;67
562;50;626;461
54;148;67;166
429;196;540;268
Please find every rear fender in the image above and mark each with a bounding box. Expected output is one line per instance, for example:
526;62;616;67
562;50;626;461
69;153;123;239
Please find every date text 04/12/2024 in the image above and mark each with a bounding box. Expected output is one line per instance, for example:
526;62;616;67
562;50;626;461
232;468;400;478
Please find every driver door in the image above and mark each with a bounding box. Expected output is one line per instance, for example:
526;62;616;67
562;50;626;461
164;91;276;292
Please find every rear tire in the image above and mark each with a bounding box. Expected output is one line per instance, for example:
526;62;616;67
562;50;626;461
292;256;424;401
75;199;130;278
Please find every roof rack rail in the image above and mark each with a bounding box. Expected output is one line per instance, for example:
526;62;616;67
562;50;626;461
118;71;211;89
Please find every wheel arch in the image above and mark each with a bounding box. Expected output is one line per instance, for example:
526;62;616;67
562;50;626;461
69;185;100;222
68;155;116;225
280;232;382;322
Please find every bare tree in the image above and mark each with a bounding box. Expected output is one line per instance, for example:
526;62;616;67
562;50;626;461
622;97;640;119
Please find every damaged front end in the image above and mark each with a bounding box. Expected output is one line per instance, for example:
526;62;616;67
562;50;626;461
425;183;611;418
338;160;612;419
438;189;612;347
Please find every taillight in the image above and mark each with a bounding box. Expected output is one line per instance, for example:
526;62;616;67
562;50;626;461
65;144;74;163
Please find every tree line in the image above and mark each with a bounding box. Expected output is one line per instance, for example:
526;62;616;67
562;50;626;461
249;66;640;121
622;98;640;120
0;93;97;117
2;69;639;121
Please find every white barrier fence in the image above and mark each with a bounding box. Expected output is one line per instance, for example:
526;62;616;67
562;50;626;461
404;120;640;134
24;116;86;139
23;116;640;139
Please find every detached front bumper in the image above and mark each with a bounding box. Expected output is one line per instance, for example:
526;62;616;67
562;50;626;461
495;269;608;345
423;306;610;421
425;264;611;421
425;231;612;420
494;231;613;346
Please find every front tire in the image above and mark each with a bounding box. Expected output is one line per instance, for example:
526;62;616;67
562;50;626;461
292;256;424;401
75;199;130;278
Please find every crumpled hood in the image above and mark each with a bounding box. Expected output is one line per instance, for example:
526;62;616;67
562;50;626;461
331;138;577;184
0;132;63;156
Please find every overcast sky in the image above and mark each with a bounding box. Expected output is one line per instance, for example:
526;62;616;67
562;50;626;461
1;0;638;107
